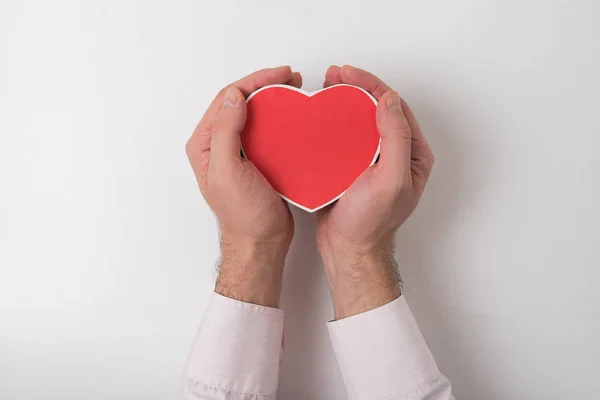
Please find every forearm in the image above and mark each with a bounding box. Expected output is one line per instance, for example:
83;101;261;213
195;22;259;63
320;236;400;320
216;235;291;308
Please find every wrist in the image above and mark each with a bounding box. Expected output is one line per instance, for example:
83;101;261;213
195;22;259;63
320;239;400;320
215;235;290;308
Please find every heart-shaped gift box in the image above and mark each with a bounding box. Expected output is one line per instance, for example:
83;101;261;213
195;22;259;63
241;84;380;212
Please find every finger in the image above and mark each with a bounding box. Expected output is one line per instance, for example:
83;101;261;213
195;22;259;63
401;99;427;144
209;87;247;168
401;99;434;187
201;66;294;128
232;65;294;97
323;79;338;88
376;91;412;181
188;66;294;158
324;65;343;88
339;65;391;100
286;72;303;88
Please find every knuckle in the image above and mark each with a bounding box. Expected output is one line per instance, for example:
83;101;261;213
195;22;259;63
427;155;435;172
412;156;429;175
397;118;411;133
424;147;435;172
391;123;411;142
251;75;261;91
210;119;223;135
186;134;211;162
411;155;433;185
185;137;199;159
428;150;435;167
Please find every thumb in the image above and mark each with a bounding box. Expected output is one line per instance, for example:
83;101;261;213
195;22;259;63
210;87;247;167
376;91;412;180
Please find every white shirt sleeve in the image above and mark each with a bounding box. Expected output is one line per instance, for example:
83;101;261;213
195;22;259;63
182;292;284;400
182;293;453;400
327;295;454;400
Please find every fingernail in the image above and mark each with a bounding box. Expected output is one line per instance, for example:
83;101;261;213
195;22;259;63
223;88;238;108
386;92;403;113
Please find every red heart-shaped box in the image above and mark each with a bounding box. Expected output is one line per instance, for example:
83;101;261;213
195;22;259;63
241;84;380;212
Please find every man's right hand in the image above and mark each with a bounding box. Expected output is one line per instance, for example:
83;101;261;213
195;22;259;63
186;66;302;308
316;65;435;319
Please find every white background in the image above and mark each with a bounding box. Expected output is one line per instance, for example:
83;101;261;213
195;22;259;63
1;1;599;399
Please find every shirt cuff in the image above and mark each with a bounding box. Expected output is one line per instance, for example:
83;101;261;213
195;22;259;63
184;292;284;397
327;295;441;400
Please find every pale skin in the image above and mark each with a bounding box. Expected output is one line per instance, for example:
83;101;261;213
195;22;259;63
186;65;434;319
